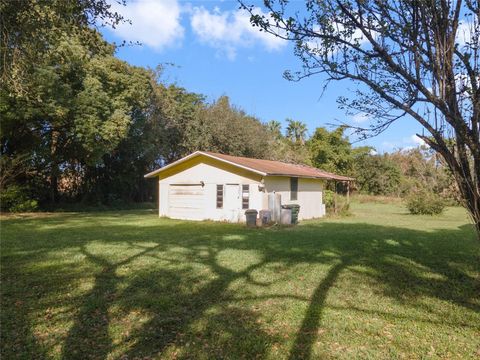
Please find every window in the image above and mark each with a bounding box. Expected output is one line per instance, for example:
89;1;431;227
290;177;298;200
216;185;223;208
242;184;250;209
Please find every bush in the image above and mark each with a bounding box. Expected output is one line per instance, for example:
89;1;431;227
10;199;39;212
0;185;39;212
323;190;335;209
324;191;351;217
336;200;351;217
405;191;445;215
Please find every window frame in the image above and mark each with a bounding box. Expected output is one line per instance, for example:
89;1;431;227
216;184;224;209
290;177;298;201
242;184;250;209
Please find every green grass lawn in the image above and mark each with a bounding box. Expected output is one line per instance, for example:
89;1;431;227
1;203;479;359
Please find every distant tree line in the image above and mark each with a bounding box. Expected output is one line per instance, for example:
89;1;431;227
0;0;456;211
290;124;458;203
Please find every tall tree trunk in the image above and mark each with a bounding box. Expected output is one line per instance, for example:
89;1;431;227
434;140;480;241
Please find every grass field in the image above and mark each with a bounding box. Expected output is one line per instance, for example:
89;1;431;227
1;202;479;359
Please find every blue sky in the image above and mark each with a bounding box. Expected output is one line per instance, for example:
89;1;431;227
101;0;426;152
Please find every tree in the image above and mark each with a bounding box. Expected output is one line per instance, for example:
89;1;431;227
187;96;273;159
286;119;308;144
266;120;283;139
243;0;480;239
389;147;459;200
1;0;152;204
354;154;402;196
1;0;125;96
150;81;205;164
308;126;353;174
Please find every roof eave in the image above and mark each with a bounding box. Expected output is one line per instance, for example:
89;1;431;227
265;173;354;181
144;151;203;178
200;152;267;176
144;151;267;178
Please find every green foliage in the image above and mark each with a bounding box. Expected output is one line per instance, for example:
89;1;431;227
10;200;39;213
323;190;351;216
1;0;124;95
405;191;446;215
266;120;282;139
327;196;351;217
308;127;353;174
337;201;351;217
305;127;455;201
264;120;311;163
323;190;335;209
184;96;273;159
0;185;38;212
149;82;205;163
353;154;402;196
1;1;153;205
285;119;308;144
390;148;458;201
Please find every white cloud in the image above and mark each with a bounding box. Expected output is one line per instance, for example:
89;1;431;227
190;6;285;60
351;112;371;124
410;134;426;146
108;0;184;51
381;134;427;152
456;20;476;47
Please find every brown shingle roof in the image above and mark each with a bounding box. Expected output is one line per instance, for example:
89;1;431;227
202;152;354;181
144;151;354;181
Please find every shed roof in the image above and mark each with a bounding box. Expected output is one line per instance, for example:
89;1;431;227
144;151;354;181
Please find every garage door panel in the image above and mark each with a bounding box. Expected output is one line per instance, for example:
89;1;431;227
168;184;205;220
168;207;204;219
169;200;203;207
169;189;204;196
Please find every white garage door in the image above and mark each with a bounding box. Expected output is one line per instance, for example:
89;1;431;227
168;184;205;220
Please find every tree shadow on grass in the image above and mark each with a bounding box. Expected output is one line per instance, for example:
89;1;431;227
117;264;281;359
61;243;167;359
287;258;350;360
61;250;117;359
116;246;282;359
0;272;49;360
1;216;478;359
281;223;479;359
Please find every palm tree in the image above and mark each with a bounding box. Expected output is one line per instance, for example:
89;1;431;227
286;119;308;144
266;120;282;139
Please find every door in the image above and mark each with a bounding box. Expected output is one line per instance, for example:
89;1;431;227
224;184;240;222
168;184;205;220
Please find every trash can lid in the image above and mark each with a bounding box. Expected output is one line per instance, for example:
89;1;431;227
244;209;258;214
281;204;300;209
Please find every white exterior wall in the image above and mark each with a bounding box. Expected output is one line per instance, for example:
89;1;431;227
264;177;325;220
155;155;326;222
159;162;264;222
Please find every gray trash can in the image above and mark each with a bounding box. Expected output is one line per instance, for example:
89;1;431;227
245;209;258;227
280;208;292;225
259;210;272;225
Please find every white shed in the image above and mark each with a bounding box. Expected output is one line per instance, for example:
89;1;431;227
144;151;353;222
